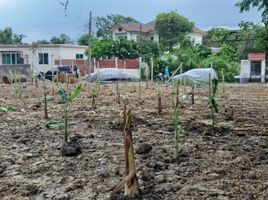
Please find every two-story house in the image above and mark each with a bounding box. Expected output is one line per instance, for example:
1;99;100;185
110;21;207;45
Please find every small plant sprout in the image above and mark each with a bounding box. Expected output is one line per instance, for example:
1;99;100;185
208;77;219;129
8;71;22;99
58;83;82;143
91;88;97;109
157;84;162;114
172;105;182;159
96;71;101;97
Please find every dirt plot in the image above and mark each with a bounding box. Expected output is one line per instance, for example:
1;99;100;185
0;81;267;200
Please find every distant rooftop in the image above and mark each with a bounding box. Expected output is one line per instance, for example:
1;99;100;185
110;21;207;35
0;44;87;49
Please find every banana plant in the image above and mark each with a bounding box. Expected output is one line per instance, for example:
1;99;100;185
58;83;82;143
172;105;182;159
208;79;218;128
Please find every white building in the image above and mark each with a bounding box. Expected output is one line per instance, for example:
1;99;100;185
0;44;87;75
240;53;267;83
110;21;207;45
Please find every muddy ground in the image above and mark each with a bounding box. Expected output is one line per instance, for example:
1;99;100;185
0;81;267;200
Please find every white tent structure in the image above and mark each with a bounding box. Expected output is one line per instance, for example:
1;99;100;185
90;68;140;82
172;68;218;84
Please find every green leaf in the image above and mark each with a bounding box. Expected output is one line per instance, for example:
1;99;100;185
40;120;64;129
0;107;8;112
57;88;68;102
68;83;82;102
0;106;16;112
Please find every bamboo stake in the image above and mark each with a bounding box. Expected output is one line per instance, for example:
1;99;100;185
44;81;48;119
191;83;195;105
176;81;179;108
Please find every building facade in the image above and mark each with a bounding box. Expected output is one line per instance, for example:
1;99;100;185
0;44;87;75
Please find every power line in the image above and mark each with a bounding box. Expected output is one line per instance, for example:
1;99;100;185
14;0;84;33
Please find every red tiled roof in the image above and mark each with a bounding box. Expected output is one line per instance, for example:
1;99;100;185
248;53;266;61
192;27;207;35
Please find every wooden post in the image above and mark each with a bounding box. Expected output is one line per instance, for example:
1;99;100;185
221;68;225;95
183;76;186;93
44;81;48;119
158;85;162;114
191;83;195;105
180;64;182;86
176;80;179;108
138;83;142;101
209;73;211;97
88;11;92;80
151;57;154;83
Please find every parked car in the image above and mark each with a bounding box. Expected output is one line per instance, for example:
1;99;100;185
38;65;80;81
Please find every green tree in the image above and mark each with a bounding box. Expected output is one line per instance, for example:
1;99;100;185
50;33;73;44
139;40;160;61
155;12;194;50
34;39;50;44
237;22;265;59
0;27;25;44
78;34;88;45
200;44;239;82
95;14;138;38
90;39;140;59
203;28;230;47
236;0;268;23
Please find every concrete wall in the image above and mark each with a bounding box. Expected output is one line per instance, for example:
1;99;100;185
187;33;203;45
240;60;251;83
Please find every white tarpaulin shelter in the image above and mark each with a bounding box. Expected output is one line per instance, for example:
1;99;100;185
90;68;140;81
172;68;218;84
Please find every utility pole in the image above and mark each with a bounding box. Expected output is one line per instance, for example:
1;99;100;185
88;11;92;81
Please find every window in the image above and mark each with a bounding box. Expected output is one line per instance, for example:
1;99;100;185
2;53;21;64
38;53;49;65
150;36;154;41
76;54;84;59
118;28;122;32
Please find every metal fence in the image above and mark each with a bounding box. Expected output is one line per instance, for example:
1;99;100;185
0;64;31;76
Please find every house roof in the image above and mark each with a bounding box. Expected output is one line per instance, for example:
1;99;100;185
192;27;207;35
248;53;266;61
111;21;206;35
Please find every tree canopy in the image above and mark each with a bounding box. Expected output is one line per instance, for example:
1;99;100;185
236;0;268;23
155;12;194;50
78;34;88;46
50;33;73;44
0;27;25;44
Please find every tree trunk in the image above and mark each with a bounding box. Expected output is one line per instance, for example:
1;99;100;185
124;111;139;197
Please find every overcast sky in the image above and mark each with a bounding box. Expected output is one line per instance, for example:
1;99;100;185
0;0;262;43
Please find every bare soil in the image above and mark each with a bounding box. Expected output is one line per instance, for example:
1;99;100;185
0;81;267;200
